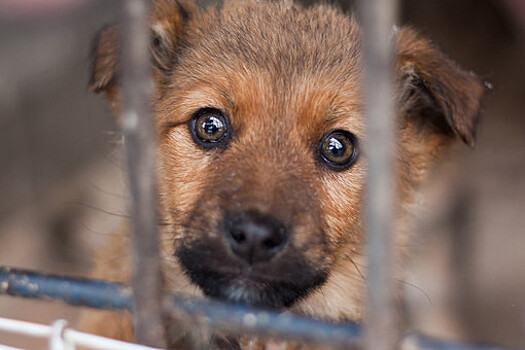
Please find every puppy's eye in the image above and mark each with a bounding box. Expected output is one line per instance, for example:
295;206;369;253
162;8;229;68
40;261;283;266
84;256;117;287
317;130;359;171
190;108;230;149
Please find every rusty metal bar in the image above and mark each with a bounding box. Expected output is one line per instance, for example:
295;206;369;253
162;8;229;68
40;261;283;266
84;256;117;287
358;0;399;349
120;0;166;347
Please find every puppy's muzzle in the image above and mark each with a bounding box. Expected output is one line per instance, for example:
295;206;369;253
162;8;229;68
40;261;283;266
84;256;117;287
224;210;288;264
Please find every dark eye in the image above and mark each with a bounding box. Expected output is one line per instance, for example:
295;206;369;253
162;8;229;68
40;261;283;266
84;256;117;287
190;108;230;149
317;130;359;171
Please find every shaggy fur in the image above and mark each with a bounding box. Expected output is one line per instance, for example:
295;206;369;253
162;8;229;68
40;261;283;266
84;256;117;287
80;0;484;348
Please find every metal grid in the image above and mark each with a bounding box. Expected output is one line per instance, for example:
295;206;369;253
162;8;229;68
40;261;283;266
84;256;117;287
0;1;518;349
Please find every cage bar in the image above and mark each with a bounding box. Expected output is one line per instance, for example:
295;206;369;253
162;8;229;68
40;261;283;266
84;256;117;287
119;0;165;347
0;267;362;347
358;0;399;349
0;267;131;310
1;268;519;350
162;295;362;348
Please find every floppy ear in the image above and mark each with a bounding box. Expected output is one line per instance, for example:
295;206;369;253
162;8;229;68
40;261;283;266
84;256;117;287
396;27;485;147
89;26;119;96
89;0;196;108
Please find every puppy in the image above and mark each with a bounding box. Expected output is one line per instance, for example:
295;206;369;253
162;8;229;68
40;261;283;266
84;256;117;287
81;0;484;348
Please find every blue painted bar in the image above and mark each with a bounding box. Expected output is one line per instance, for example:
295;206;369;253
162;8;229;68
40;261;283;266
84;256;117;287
0;267;131;310
408;333;520;350
166;294;362;347
0;267;519;350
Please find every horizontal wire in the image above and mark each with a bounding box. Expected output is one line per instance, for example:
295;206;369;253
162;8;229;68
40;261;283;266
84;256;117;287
0;317;160;350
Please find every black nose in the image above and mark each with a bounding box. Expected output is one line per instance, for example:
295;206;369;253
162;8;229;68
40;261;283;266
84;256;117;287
224;211;288;264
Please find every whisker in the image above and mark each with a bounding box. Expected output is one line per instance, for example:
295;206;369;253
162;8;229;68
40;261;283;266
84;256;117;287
80;222;128;238
396;278;432;305
67;202;130;218
157;221;177;227
106;252;130;263
344;254;366;282
88;180;128;199
207;329;216;350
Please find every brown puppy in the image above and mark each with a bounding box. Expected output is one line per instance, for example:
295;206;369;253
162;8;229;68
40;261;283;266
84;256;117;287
82;0;484;347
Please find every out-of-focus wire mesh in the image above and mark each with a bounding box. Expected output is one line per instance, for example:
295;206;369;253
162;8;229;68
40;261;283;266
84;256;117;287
0;0;524;349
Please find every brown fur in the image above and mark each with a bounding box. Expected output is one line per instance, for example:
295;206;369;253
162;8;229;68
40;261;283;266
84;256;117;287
79;0;484;348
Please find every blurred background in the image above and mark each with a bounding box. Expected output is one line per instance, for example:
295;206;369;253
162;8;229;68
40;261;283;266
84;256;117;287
0;0;523;348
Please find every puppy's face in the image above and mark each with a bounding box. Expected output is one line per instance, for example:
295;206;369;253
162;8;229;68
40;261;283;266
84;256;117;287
91;0;484;313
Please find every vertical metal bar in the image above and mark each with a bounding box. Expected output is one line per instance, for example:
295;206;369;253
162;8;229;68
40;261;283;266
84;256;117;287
358;0;399;349
120;0;166;347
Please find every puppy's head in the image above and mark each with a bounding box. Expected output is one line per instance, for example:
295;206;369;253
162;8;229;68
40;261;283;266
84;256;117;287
90;0;484;312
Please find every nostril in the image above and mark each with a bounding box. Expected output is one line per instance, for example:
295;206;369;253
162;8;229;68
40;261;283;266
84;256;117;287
224;211;288;264
263;238;278;248
231;229;246;243
262;228;285;249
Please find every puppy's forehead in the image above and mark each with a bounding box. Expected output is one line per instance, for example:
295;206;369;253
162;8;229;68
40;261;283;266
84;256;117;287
159;1;363;136
205;4;358;66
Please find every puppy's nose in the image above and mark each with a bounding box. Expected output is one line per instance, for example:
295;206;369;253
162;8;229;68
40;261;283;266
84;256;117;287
224;211;288;264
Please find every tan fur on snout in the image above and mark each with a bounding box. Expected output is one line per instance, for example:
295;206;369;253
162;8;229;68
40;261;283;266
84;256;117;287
79;0;484;348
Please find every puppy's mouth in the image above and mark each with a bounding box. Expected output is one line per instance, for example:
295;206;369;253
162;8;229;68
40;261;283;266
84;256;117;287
176;241;328;309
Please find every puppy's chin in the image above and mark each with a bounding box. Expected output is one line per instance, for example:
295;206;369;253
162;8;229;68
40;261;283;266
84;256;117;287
176;243;328;309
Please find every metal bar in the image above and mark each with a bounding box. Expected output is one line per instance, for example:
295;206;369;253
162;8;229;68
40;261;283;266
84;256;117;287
0;268;519;350
119;0;165;347
403;333;521;350
0;267;131;310
163;295;361;349
358;0;399;349
0;268;361;347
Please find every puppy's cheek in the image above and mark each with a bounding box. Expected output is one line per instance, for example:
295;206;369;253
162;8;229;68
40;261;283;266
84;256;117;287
158;127;212;219
291;216;331;266
157;127;216;260
183;197;224;244
318;166;365;251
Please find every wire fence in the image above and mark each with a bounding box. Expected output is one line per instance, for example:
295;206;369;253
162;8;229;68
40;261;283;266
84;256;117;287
0;0;520;349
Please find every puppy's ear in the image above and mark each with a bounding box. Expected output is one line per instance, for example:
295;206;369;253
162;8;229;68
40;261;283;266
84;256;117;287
396;27;485;147
89;0;196;105
89;26;119;96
